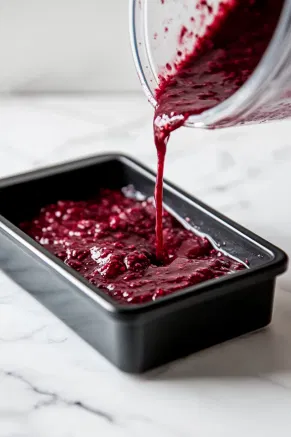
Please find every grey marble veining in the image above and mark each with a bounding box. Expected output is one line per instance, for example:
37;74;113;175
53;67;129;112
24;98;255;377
1;94;291;436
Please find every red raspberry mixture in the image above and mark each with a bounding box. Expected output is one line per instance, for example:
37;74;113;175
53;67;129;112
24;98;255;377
20;189;245;304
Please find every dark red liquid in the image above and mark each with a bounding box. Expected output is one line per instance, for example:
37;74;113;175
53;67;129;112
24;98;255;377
20;189;245;304
154;0;283;258
154;133;167;260
19;1;282;304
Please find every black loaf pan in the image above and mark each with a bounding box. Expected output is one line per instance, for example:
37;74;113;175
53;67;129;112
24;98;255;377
0;154;288;373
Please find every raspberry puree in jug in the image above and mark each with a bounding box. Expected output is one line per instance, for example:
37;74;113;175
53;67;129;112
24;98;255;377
20;0;283;304
154;0;284;259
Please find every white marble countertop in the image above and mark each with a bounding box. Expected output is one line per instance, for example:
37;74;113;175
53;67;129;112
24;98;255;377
1;94;291;437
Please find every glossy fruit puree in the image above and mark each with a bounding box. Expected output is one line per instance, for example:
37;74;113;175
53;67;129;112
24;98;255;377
20;0;282;303
154;0;283;259
20;188;245;304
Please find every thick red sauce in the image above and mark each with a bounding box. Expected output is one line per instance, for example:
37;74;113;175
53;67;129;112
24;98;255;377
154;0;283;258
21;1;283;304
20;189;244;304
